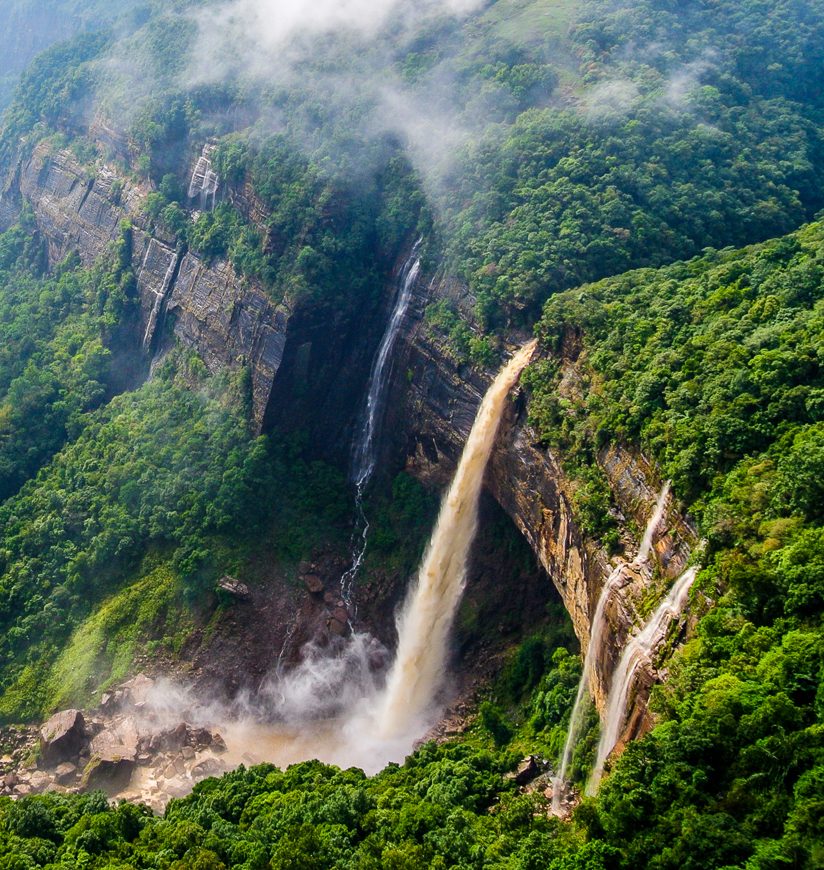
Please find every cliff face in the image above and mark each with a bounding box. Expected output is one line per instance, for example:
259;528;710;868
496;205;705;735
1;142;398;450
2;143;293;428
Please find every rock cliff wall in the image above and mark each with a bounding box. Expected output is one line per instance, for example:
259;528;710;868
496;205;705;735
2;143;294;428
388;270;698;741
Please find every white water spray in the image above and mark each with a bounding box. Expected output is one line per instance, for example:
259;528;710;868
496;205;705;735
587;565;698;794
634;482;670;565
376;340;537;737
340;242;422;606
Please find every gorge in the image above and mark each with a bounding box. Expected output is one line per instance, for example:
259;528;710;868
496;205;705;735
0;2;821;866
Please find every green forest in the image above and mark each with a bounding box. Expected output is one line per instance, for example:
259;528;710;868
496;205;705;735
0;0;821;867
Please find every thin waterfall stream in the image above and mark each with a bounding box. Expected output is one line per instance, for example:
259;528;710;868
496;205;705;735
550;564;624;815
340;241;422;607
587;565;698;794
551;482;671;812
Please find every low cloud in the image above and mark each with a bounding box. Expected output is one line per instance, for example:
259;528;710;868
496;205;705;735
186;0;484;86
581;78;641;119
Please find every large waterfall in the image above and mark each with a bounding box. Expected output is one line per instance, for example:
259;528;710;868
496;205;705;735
341;242;422;605
376;340;537;737
587;565;698;794
221;339;537;775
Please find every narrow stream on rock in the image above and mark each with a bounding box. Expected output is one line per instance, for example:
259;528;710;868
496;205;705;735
551;482;673;812
340;240;422;608
587;564;698;794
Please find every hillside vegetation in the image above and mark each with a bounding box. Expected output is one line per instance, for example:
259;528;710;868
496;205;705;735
0;0;821;867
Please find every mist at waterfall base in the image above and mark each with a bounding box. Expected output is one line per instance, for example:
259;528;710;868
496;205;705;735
121;340;537;797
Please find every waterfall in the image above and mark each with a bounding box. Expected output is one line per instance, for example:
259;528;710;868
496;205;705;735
634;482;670;565
142;250;181;350
587;565;698;794
351;241;422;490
551;480;672;812
188;145;219;211
376;340;537;738
550;564;625;815
340;242;422;606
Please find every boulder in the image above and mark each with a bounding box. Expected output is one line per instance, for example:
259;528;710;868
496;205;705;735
217;576;250;599
120;674;155;707
81;747;136;792
54;762;77;784
29;771;52;791
512;755;543;786
328;618;347;637
91;717;139;758
39;710;86;766
160;723;189;751
188;728;214;750
191;757;225;778
303;574;324;594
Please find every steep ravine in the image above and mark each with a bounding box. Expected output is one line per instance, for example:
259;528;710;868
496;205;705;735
1;139;698;763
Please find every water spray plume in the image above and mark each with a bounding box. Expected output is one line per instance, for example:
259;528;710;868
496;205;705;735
376;340;537;737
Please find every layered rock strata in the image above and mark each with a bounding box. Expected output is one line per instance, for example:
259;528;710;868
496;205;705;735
0;143;290;428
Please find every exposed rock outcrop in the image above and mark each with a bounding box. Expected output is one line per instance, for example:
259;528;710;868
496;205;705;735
1;143;291;428
39;710;86;766
6;676;232;808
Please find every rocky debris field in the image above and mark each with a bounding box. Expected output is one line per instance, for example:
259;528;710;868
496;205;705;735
0;674;230;813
